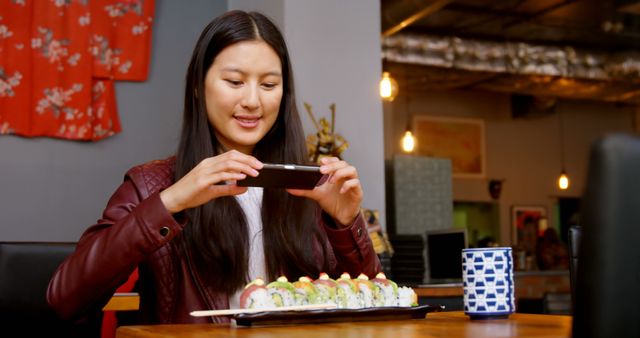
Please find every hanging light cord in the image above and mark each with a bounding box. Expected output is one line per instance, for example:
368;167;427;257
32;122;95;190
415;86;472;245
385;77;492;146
558;111;566;171
406;96;412;131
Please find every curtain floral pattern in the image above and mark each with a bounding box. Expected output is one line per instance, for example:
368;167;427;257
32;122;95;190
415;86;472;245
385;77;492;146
0;0;154;141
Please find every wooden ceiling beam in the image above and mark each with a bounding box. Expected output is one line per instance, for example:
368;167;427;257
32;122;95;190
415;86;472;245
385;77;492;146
381;0;455;38
502;0;583;30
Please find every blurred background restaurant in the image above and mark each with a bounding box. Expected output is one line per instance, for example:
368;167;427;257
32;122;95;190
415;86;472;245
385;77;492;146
1;0;639;317
377;0;640;314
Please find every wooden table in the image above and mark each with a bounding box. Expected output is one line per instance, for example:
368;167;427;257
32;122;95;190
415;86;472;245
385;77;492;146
116;311;572;338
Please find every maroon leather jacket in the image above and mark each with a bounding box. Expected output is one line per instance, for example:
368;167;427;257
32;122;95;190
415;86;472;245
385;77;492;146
47;157;381;324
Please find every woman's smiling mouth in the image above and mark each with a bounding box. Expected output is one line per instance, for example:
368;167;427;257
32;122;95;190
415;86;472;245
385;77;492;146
234;115;261;128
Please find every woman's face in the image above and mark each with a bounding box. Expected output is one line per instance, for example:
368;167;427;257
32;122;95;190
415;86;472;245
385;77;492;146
204;40;283;154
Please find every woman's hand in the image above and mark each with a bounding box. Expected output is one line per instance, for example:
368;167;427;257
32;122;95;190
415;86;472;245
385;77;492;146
160;150;263;214
287;157;363;227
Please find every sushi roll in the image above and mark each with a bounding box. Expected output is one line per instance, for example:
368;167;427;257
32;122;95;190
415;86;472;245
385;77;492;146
397;286;418;307
335;272;361;309
292;276;321;305
354;273;382;308
371;272;399;307
312;272;338;305
267;276;297;307
239;278;274;309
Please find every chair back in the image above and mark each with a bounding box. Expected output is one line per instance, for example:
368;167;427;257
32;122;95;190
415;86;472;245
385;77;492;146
573;134;640;338
0;242;100;337
543;292;572;315
568;225;581;305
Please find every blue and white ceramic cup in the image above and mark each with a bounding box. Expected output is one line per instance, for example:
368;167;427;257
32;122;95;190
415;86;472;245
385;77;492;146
462;247;515;319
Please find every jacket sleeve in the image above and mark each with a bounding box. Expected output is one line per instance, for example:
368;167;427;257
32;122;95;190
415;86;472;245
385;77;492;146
320;211;382;278
46;175;186;321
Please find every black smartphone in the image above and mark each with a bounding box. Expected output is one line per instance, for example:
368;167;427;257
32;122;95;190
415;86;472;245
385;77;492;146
237;163;324;189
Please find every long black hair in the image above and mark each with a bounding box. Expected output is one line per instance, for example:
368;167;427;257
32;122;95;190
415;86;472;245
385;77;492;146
175;10;330;294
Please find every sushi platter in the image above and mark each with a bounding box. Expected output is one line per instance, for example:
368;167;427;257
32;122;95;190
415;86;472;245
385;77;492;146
190;272;444;326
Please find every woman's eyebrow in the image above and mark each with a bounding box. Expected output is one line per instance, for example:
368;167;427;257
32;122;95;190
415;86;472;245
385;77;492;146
221;67;245;74
262;71;282;77
221;67;281;77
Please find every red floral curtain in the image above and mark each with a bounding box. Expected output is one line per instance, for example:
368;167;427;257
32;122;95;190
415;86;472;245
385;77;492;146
0;0;154;141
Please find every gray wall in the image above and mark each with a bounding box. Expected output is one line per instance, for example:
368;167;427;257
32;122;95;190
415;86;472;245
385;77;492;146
230;0;387;227
284;0;386;228
384;89;636;244
0;0;227;241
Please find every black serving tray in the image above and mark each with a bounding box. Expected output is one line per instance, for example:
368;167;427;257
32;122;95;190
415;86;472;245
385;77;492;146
233;304;444;327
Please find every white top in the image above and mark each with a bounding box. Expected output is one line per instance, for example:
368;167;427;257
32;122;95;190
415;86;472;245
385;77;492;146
228;187;266;309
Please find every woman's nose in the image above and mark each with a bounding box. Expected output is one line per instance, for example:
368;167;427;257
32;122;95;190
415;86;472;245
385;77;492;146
240;85;260;111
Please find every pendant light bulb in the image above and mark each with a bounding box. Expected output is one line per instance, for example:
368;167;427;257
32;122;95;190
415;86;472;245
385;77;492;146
380;72;399;102
558;170;570;190
402;130;415;153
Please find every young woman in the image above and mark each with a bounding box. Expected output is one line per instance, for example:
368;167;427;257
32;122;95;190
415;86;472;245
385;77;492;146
47;10;381;324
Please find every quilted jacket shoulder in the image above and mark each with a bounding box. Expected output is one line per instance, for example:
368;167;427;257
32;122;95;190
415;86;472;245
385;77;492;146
126;157;176;199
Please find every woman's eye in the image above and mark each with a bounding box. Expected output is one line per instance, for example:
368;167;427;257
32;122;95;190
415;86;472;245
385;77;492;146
262;83;277;89
225;79;242;86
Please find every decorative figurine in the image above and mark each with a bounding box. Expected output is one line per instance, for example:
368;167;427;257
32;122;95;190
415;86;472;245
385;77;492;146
304;102;349;163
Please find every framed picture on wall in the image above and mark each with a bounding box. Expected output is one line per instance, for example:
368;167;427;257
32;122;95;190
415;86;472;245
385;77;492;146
413;115;485;178
511;205;547;254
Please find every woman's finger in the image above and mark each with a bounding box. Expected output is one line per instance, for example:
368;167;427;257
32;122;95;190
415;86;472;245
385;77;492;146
221;150;263;169
202;151;263;171
319;157;341;173
209;172;247;185
328;165;358;184
320;160;348;175
209;160;259;177
210;183;248;197
339;178;362;194
320;156;340;165
286;188;311;198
